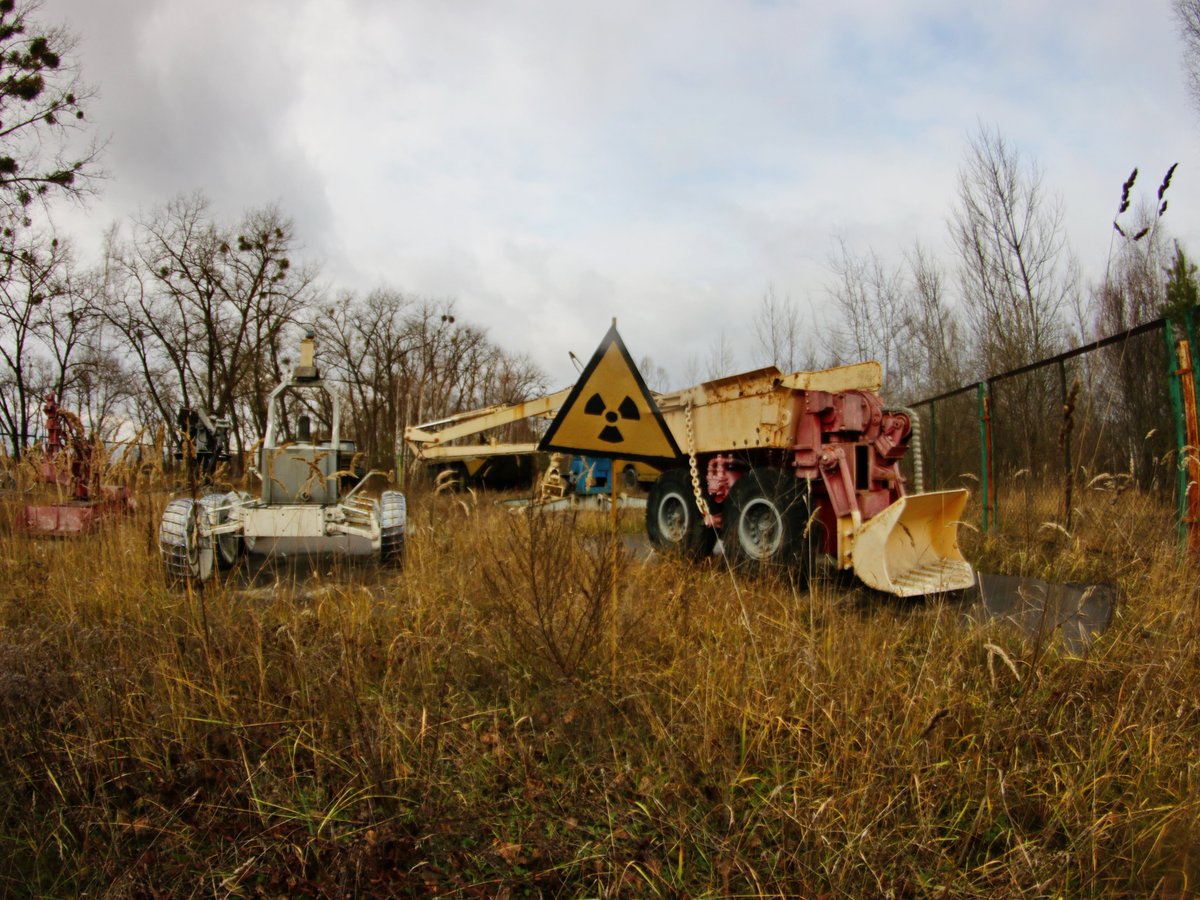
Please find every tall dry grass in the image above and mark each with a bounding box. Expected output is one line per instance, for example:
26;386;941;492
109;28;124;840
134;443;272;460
0;478;1196;896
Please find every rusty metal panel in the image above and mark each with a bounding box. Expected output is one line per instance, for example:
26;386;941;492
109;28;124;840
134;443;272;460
778;361;882;393
657;377;797;453
406;387;572;450
414;442;540;461
675;394;795;451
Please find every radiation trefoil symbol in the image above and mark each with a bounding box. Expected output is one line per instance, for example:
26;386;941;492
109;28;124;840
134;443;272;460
583;392;640;443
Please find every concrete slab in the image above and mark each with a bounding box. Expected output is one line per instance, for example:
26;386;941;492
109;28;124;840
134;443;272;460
956;572;1118;653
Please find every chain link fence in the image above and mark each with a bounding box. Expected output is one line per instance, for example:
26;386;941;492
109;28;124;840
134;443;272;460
904;316;1191;551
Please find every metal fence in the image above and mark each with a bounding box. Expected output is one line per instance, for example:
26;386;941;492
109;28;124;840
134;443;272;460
905;314;1195;550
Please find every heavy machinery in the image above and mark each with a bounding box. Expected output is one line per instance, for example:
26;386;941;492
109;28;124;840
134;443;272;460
158;332;406;584
20;394;135;534
646;362;973;596
175;406;232;480
424;453;538;492
405;388;571;488
406;358;971;596
404;391;658;502
568;456;660;495
530;453;658;500
175;404;365;488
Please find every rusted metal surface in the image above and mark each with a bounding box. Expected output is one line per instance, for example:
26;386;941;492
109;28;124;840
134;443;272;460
20;487;134;535
38;394;95;500
405;388;572;458
404;355;973;597
851;489;974;596
1176;339;1200;557
20;396;135;535
650;361;970;595
653;365;907;523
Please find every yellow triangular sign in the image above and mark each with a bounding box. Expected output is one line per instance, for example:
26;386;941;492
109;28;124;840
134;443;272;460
539;324;682;463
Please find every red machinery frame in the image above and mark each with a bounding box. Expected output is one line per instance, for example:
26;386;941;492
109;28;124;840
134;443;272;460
20;394;134;534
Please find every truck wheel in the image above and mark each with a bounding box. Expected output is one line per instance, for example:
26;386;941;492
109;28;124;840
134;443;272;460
379;490;406;566
621;464;639;494
646;468;716;559
226;491;256;554
200;493;239;569
723;468;814;580
159;498;215;584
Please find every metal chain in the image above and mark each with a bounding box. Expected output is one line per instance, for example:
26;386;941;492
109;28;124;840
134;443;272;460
685;399;710;518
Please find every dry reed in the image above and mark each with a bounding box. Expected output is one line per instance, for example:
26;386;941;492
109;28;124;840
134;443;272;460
0;480;1195;895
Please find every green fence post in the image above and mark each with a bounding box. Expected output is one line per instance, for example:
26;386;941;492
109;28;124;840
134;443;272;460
1057;357;1073;530
978;381;991;533
1057;357;1071;474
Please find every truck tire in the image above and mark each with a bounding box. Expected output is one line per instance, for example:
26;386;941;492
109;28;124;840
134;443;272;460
646;468;716;559
159;498;215;585
621;464;639;494
723;468;814;580
226;491;256;554
199;492;239;569
379;490;406;565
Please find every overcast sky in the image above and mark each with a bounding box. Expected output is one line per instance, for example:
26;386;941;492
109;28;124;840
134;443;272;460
42;0;1200;390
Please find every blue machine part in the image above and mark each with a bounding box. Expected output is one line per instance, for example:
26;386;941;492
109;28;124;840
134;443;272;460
568;456;612;495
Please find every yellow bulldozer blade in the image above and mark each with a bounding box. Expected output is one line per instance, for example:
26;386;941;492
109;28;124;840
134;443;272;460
851;489;976;597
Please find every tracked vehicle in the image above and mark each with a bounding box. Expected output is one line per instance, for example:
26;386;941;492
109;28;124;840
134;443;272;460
158;332;406;584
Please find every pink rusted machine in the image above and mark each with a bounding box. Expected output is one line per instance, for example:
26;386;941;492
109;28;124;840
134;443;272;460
19;394;134;534
647;362;973;596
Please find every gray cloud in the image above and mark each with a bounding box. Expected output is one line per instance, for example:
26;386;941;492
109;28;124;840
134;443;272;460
38;0;1200;387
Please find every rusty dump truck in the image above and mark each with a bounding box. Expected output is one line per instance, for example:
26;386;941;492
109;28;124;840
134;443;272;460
647;361;973;596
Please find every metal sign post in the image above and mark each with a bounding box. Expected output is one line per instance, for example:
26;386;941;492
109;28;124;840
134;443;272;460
539;319;682;682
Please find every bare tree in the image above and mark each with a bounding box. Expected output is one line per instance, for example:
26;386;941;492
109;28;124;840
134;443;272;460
636;354;670;393
0;0;100;218
753;284;809;373
1096;165;1178;334
950;125;1074;375
1176;0;1200;115
681;354;702;389
101;195;317;454
1087;168;1182;489
897;242;965;398
827;237;910;397
0;245;142;448
704;333;736;380
318;288;413;467
0;0;101;455
0;228;69;456
950;125;1079;497
1096;206;1168;335
318;292;548;467
65;341;138;441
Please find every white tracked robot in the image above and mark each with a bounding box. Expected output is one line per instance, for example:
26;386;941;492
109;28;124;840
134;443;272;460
159;331;406;584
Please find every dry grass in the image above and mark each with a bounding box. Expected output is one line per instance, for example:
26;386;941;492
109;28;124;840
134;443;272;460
0;478;1196;896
